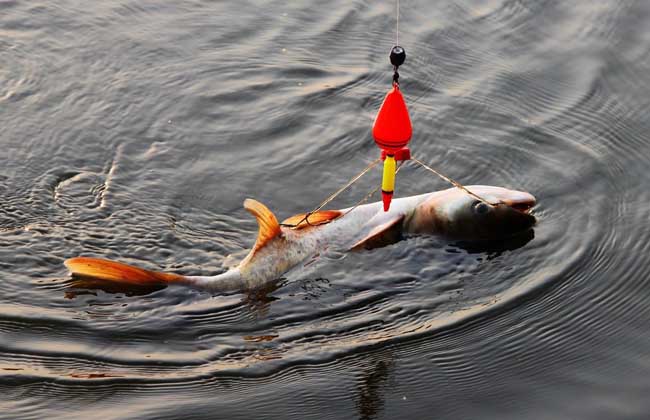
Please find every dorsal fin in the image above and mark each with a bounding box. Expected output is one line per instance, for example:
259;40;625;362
281;210;342;230
244;198;281;252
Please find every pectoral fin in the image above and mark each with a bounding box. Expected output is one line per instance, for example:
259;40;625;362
351;215;405;251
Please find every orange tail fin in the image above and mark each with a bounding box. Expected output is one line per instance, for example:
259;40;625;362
64;257;185;286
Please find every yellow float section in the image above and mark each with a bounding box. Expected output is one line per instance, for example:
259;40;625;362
382;155;396;193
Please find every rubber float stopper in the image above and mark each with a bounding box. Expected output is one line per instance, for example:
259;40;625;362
390;46;406;67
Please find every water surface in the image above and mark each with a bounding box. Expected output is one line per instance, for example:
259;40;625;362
2;1;650;419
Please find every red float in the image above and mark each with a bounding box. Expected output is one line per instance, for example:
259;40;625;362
372;84;412;211
372;85;412;152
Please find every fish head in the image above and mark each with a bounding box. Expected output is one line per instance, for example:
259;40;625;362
409;186;536;240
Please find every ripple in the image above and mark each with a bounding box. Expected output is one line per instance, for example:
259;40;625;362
2;0;650;419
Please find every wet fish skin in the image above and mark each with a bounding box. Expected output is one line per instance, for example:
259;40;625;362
65;186;536;292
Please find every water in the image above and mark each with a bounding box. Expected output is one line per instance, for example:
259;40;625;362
2;1;650;419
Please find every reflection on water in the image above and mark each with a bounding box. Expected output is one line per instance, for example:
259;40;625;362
452;228;535;255
65;277;166;297
356;352;395;420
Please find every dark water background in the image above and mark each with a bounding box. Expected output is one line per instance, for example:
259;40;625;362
2;1;650;419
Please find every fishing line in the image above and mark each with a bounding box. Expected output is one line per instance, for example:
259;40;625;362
281;158;382;228
341;160;406;218
283;0;498;226
396;0;399;46
410;157;502;206
283;155;498;230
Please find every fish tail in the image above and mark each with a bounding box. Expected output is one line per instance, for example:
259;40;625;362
184;269;243;292
64;257;186;286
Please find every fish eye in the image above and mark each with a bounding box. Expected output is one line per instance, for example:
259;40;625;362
472;201;491;215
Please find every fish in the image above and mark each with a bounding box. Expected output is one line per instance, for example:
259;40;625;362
64;185;536;293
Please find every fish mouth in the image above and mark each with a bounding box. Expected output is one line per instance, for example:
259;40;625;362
502;193;536;215
509;201;535;214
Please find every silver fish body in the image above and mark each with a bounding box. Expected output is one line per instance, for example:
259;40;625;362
186;186;536;291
